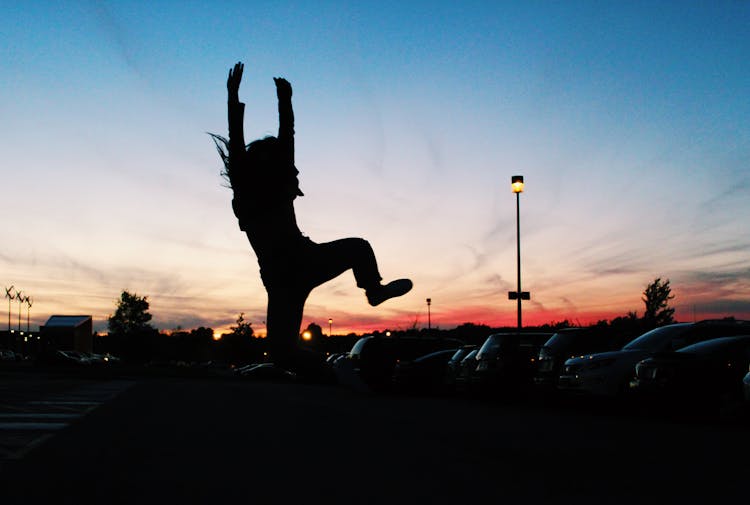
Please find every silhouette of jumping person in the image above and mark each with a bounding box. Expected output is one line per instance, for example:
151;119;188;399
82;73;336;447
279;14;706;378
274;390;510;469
213;62;412;371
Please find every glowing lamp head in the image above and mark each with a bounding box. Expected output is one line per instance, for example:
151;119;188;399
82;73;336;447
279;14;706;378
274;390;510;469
511;175;524;193
301;330;312;341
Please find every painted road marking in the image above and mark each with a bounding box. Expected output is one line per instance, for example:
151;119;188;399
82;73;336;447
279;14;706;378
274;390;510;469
0;380;135;462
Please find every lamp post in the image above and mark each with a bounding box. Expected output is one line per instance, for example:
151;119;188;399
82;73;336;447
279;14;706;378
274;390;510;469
426;298;431;332
328;318;333;338
508;176;529;332
25;297;32;333
16;291;23;333
4;285;14;332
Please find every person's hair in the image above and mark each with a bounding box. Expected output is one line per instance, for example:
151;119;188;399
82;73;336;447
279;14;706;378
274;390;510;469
209;134;279;190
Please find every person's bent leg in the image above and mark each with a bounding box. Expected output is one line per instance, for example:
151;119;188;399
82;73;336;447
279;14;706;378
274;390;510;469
306;238;382;289
305;238;412;306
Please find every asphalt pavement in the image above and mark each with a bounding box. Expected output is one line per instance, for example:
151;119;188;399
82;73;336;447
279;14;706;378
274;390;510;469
0;367;747;504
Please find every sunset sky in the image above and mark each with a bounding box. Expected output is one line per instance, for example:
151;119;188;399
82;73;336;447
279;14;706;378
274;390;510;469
2;1;749;336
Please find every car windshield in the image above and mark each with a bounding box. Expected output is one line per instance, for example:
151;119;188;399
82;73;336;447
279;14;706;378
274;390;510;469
622;324;691;351
461;350;478;363
477;334;517;358
416;349;457;363
542;330;586;351
349;337;372;356
450;349;469;362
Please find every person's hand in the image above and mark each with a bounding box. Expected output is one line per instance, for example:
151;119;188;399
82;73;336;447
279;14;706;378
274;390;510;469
274;77;292;100
227;62;244;97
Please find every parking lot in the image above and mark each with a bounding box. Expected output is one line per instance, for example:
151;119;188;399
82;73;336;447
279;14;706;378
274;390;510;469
0;364;747;505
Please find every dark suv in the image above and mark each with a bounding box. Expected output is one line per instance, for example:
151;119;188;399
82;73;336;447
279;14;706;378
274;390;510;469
534;327;628;388
474;332;553;392
345;335;465;391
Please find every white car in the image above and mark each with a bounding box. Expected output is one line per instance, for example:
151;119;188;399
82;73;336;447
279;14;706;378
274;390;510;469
558;320;750;396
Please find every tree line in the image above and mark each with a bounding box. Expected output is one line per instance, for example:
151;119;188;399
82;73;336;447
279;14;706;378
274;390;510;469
99;278;678;364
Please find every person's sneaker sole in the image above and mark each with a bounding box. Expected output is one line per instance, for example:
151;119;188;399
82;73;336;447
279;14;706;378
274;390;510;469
367;279;413;306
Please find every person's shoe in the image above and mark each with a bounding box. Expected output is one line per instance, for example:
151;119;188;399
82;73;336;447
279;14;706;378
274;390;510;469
366;279;413;306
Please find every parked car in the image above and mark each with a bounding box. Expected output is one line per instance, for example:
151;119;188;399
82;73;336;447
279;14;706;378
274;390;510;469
474;332;553;392
36;349;89;366
325;352;348;366
444;345;477;388
534;327;627;388
393;348;459;393
344;335;465;391
630;335;750;415
237;363;297;382
0;349;17;362
455;348;480;390
559;319;750;397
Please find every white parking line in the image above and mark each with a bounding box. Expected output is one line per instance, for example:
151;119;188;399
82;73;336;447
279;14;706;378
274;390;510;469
0;422;68;430
0;380;135;462
27;401;100;406
0;413;81;420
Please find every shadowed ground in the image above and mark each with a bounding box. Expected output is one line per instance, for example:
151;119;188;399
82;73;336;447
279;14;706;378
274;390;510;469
0;372;747;504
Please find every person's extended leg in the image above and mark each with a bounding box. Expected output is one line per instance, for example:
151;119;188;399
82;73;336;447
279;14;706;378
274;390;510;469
265;285;308;365
265;283;334;382
304;238;412;306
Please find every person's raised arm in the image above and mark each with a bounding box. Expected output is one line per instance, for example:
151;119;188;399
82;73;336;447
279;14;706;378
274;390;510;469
274;77;294;167
227;62;246;169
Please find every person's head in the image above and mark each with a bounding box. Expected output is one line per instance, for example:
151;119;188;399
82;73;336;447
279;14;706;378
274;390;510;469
227;136;281;190
232;136;302;199
245;136;281;168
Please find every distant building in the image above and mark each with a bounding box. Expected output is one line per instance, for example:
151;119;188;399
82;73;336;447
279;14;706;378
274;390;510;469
40;315;93;352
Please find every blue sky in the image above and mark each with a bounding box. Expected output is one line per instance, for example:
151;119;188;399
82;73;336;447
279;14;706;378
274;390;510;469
2;1;749;334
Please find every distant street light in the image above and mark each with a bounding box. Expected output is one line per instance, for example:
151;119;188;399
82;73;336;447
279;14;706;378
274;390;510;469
15;291;24;333
4;285;14;332
426;298;432;332
508;175;530;332
25;297;33;333
328;318;333;338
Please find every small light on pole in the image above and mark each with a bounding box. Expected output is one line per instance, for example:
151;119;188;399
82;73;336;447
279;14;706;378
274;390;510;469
511;175;525;194
328;318;333;338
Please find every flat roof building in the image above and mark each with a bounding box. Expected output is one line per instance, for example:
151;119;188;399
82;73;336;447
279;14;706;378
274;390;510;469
40;315;93;352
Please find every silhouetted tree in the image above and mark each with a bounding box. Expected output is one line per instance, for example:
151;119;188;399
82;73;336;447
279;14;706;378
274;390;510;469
301;322;324;350
230;312;254;338
642;278;675;329
217;314;259;364
107;290;158;362
108;291;154;335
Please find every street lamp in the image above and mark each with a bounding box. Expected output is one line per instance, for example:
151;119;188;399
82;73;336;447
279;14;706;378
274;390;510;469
15;291;23;333
25;297;32;333
328;318;333;338
426;298;432;332
508;176;530;332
